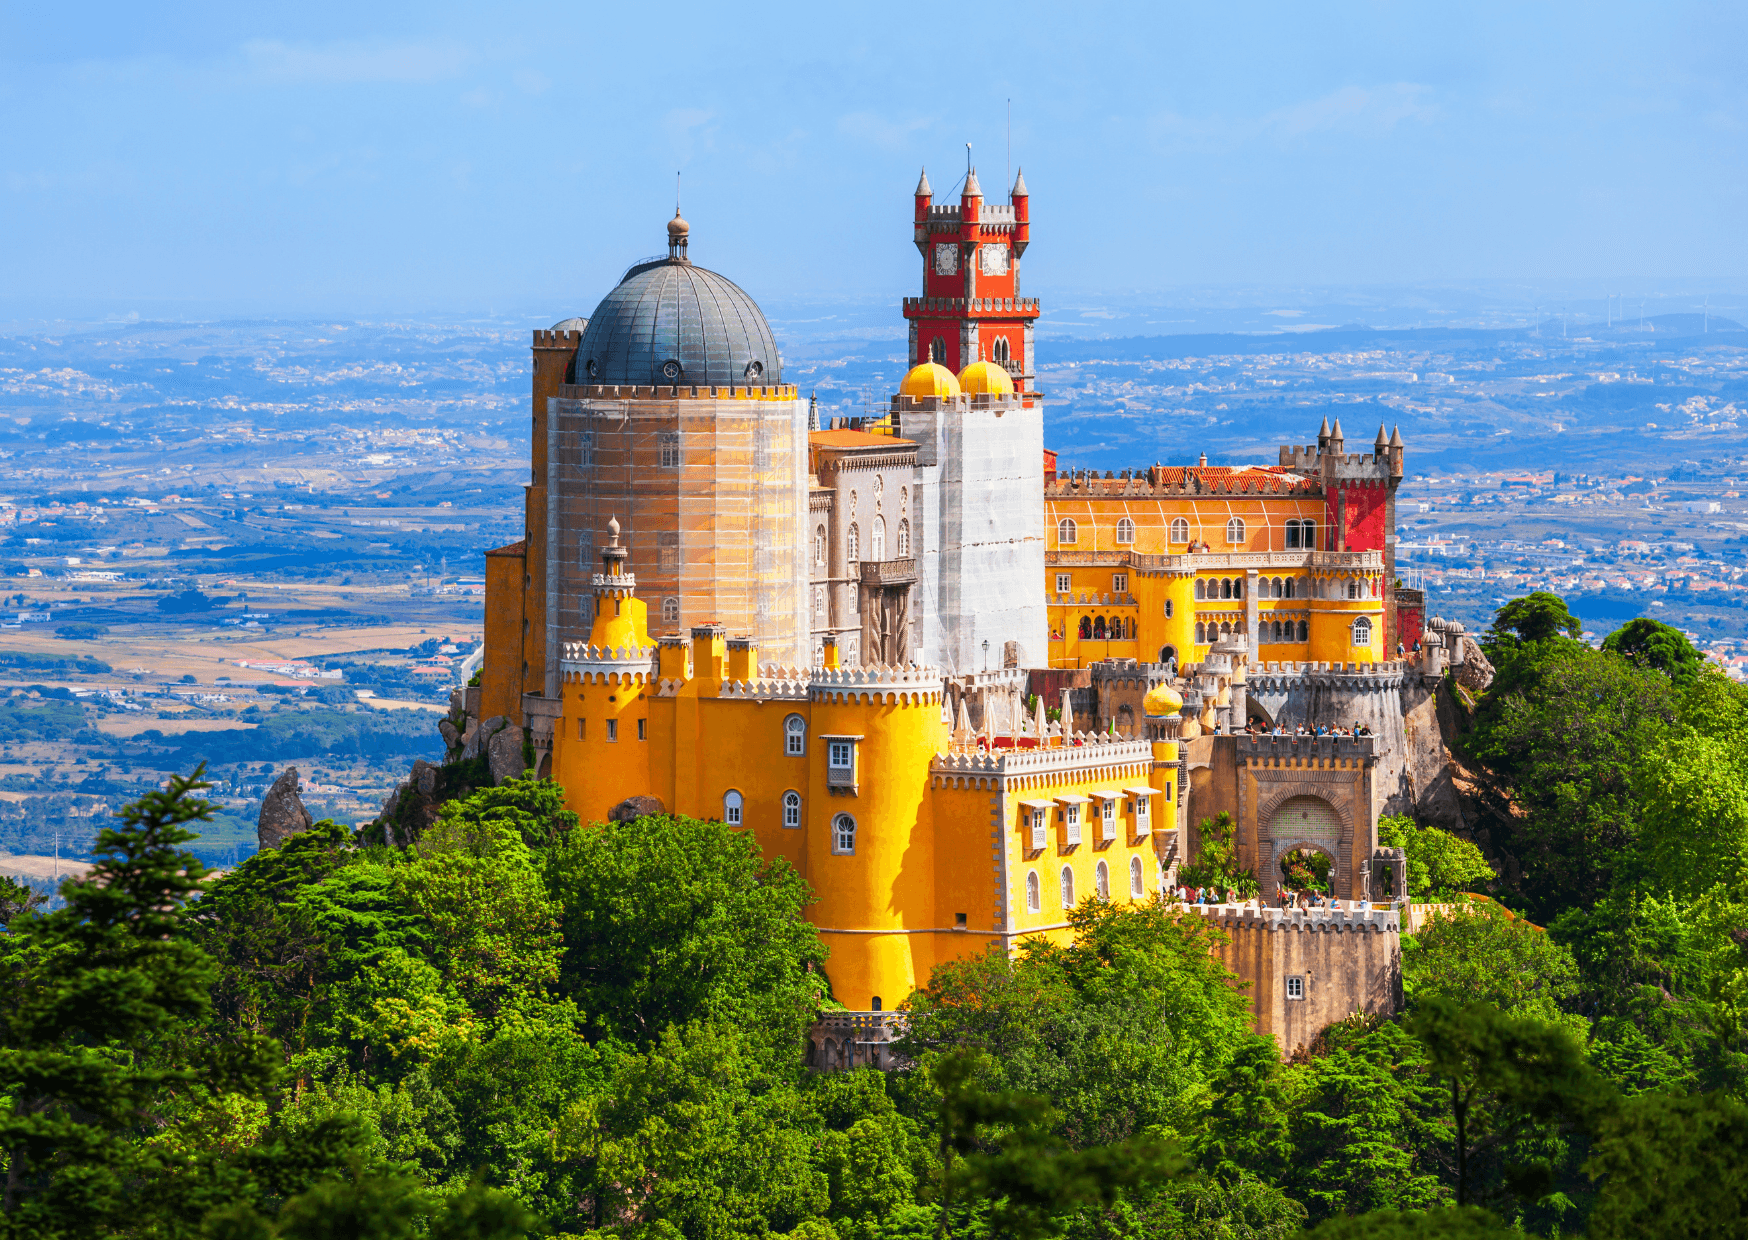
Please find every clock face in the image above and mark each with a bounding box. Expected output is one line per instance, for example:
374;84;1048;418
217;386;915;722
933;243;959;276
979;244;1010;276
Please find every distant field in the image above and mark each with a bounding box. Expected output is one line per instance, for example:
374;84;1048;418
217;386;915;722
0;854;93;882
96;716;257;738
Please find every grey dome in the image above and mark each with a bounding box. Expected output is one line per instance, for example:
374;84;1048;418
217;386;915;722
576;258;781;388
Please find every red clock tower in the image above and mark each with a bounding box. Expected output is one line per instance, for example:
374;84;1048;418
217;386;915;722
904;165;1040;391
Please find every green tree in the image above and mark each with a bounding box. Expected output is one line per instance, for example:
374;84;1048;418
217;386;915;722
0;770;283;1236
1602;617;1704;687
1464;639;1677;918
1301;1207;1518;1238
1377;818;1494;901
1405;904;1579;1029
1483;591;1582;650
1584;1091;1748;1240
1180;813;1259;898
1631;664;1748;899
545;813;827;1061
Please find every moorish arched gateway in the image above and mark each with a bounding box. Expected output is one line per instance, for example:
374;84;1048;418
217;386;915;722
1237;735;1375;902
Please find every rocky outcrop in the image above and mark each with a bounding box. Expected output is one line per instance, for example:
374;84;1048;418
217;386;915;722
258;767;314;851
608;795;665;823
1453;637;1495;695
486;722;527;785
370;697;530;847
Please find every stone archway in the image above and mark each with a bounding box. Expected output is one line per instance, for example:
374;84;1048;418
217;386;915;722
1275;839;1338;895
1260;794;1346;900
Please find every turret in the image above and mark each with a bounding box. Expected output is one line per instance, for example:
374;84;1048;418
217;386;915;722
1374;424;1389;456
914;167;931;220
1011;167;1029;256
1328;419;1345;455
666;211;689;262
1388;425;1405;476
1317;416;1331;451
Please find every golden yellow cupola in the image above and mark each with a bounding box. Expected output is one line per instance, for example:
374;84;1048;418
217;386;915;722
899;361;961;399
957;360;1015;396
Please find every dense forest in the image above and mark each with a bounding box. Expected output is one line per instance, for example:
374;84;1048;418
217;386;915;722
1;594;1746;1238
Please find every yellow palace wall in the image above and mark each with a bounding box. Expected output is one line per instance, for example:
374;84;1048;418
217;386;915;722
553;609;1177;1009
1043;491;1384;669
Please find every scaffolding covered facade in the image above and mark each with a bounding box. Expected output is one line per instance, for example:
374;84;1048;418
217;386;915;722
544;381;811;678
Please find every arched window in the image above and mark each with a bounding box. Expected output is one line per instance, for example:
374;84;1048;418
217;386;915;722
1096;859;1110;901
872;516;885;561
1271;620;1283;642
1057;517;1077;544
814;525;826;566
1093;616;1107;639
814;586;826;619
1220;621;1233;638
662;596;680;624
1078;616;1092;639
1297;618;1309;642
1284;577;1296;599
1285;518;1301;549
833;813;856;854
1195;621;1206;643
1272;577;1283;599
723;790;743;825
1130;855;1144;898
897;519;910;557
930;338;945;364
1221;578;1232;600
992;335;1011;363
1169;517;1189;543
1026;870;1041;912
1302;521;1316;550
847;523;859;562
1116;517;1135;545
782;790;802;827
1060;865;1075;909
784;714;806;756
1125;617;1136;639
1194;579;1206;600
1352;616;1373;647
1235;577;1244;600
1226;517;1245;544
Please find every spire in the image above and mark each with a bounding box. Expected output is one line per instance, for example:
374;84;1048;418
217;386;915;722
1330;418;1344;444
1011;166;1028;197
1389;424;1404;448
964;165;982;197
1375;423;1389;450
1318;416;1331;440
915;166;931;197
666;208;689;261
808;391;819;432
601;515;630;577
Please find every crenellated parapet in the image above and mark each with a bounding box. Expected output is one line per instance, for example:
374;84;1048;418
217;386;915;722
559;641;659;684
1237;732;1378;765
930;735;1155;792
1192;903;1400;934
1248;660;1410;695
809;663;945;706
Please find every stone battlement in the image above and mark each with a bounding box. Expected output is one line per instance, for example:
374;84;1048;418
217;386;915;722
1193;903;1400;933
1237;733;1378;762
532;328;582;348
556;383;799;402
1045;467;1319;497
931;735;1154;778
1248;661;1409;691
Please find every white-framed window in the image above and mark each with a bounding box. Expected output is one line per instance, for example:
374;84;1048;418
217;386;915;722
1060;865;1075;909
1026;870;1041;912
1100;798;1116;841
1130;855;1144;898
659;532;680;571
897;519;910;557
814;525;826;566
1111;573;1128;594
1285;518;1302;549
1029;807;1048;851
1170;517;1189;543
872;516;885;561
1096;860;1110;901
783;790;802;828
1062;803;1082;846
1301;521;1316;550
814;586;826;620
723;790;743;825
930;338;945;364
1225;517;1245;544
992;333;1012;363
1057;517;1077;544
1133;795;1150;826
1055;573;1072;594
785;714;806;756
1194;579;1206;600
659;432;682;469
1286;975;1305;1001
606;719;618;742
829;739;853;770
1352;616;1373;647
833;813;856;854
661;596;680;625
847;523;859;562
1116;517;1135;545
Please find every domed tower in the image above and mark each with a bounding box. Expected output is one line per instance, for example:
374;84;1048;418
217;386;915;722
483;216;809;728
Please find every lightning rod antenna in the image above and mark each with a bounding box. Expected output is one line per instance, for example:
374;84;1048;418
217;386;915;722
1007;99;1012;204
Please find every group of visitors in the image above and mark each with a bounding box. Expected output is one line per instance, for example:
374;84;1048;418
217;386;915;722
1246;720;1374;737
1174;885;1347;911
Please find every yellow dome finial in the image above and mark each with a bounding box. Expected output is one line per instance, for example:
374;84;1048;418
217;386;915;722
1143;681;1184;718
958;359;1015;396
899;362;961;399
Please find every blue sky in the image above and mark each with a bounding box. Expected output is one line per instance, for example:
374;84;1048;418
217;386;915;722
2;1;1744;317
